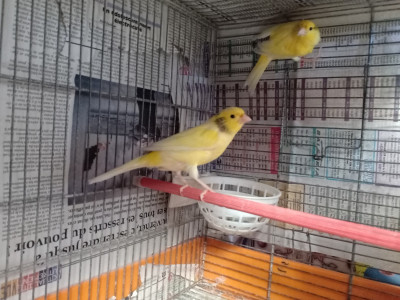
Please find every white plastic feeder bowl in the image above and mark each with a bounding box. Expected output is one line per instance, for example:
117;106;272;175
198;176;281;235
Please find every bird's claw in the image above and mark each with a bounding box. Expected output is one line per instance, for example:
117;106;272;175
200;189;211;201
179;185;189;196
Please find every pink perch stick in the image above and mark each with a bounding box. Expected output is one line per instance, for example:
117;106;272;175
135;177;400;251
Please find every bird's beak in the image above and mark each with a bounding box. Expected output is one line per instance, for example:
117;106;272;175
297;27;307;36
240;114;252;124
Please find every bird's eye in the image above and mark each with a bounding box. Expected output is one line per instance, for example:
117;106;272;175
230;114;235;119
309;27;313;31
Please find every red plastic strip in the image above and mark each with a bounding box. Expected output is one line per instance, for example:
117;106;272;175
136;177;400;251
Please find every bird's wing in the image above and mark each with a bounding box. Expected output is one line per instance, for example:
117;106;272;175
256;24;279;40
256;22;302;58
254;25;281;55
144;123;220;152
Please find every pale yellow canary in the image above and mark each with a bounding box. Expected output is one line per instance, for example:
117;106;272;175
88;107;251;191
245;20;321;93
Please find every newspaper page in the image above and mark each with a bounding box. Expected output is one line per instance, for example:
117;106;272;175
214;4;400;273
0;0;212;299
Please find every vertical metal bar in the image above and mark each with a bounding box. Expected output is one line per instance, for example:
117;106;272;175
164;6;177;298
266;64;290;299
177;11;186;133
93;1;109;299
263;81;268;120
110;0;127;297
138;0;153;298
200;24;210;172
66;7;85;293
103;0;118;297
121;0;136;297
228;40;232;77
189;19;198;129
65;0;75;299
201;24;209;124
199;23;213;277
193;22;201;124
139;0;151;298
174;8;186;286
31;0;48;298
0;0;5;72
133;0;145;296
206;27;214;120
4;0;19;297
315;185;320;217
57;0;72;296
156;3;170;298
75;0;86;298
213;29;218;116
127;0;143;292
193;21;203;282
195;21;208;278
145;0;159;293
181;14;193;285
347;4;374;299
86;0;98;298
193;22;203;153
200;24;217;279
18;0;35;298
43;0;63;297
266;223;274;300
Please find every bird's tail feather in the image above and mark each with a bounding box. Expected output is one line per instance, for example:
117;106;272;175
88;152;158;184
244;54;272;94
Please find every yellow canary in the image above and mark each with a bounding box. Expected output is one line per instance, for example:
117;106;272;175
88;107;251;191
245;20;321;93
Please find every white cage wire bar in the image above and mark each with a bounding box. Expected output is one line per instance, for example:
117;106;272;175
0;0;400;299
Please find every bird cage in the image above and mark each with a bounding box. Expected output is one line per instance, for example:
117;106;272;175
1;0;400;299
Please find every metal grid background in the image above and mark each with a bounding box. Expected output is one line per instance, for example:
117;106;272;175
206;0;400;298
0;0;214;299
174;0;390;26
0;0;400;299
